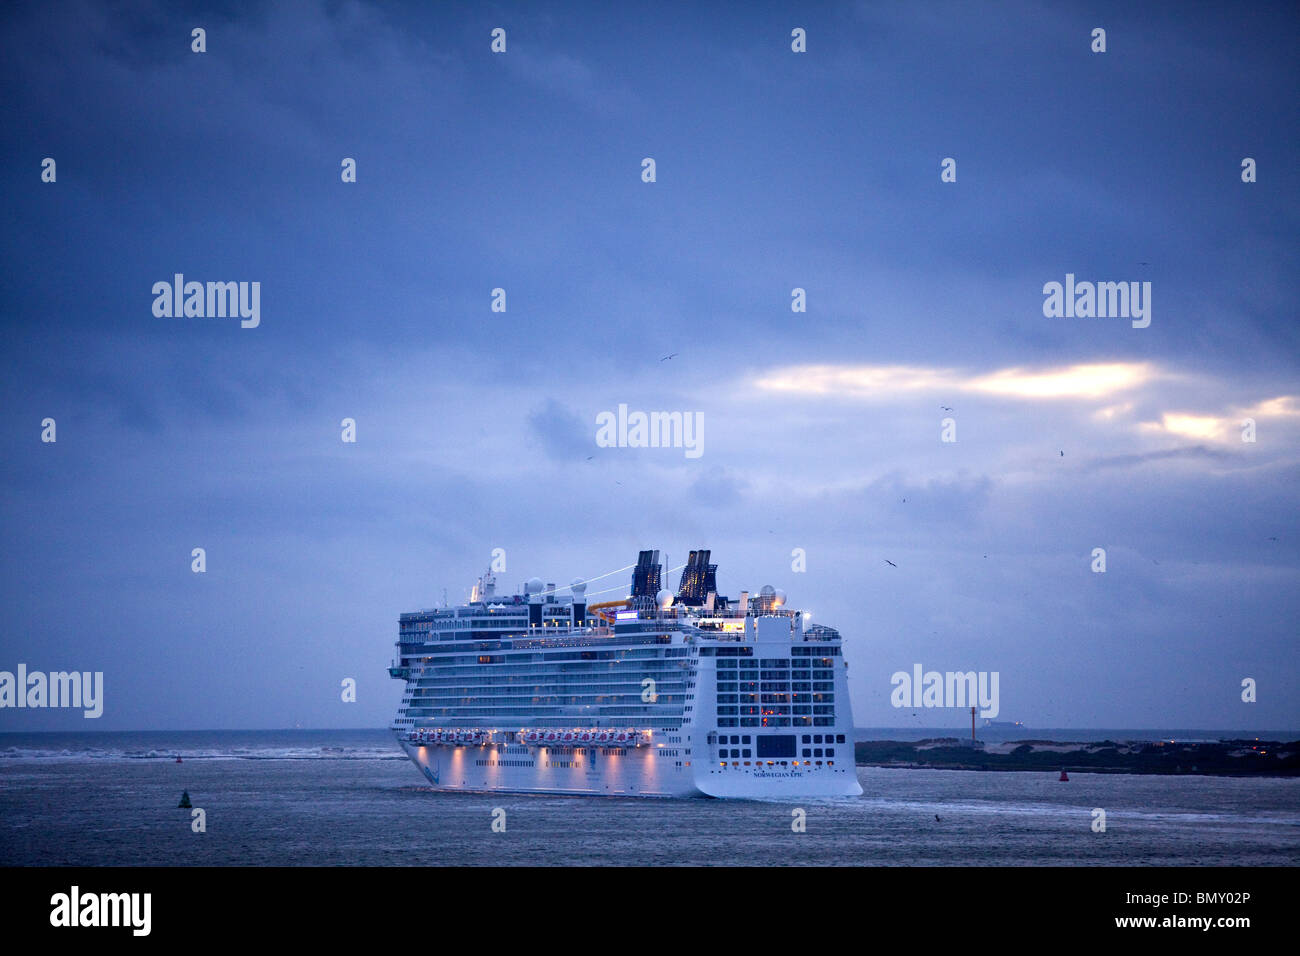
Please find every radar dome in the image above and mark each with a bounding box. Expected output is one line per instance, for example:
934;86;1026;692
772;589;787;607
760;585;776;596
656;589;675;609
570;577;588;597
525;577;544;596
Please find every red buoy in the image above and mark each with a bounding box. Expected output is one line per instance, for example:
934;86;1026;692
1058;769;1069;781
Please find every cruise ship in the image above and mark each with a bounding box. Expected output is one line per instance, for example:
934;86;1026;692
388;549;863;798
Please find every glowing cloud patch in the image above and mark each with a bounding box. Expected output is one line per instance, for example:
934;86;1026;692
753;361;1155;401
752;364;951;397
968;363;1153;399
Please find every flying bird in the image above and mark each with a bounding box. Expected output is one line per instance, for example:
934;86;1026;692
940;405;952;412
884;559;897;568
1059;450;1064;457
660;353;677;362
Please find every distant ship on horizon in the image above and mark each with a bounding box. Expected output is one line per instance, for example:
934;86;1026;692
388;549;863;798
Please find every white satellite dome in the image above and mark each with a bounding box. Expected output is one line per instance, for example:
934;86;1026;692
570;577;588;597
772;589;787;607
656;589;675;609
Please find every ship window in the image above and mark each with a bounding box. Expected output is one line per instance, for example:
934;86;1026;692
802;749;811;757
742;749;751;758
802;735;811;743
837;734;846;744
756;735;796;758
814;748;823;757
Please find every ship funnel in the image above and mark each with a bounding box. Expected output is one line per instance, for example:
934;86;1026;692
525;577;544;626
571;578;587;625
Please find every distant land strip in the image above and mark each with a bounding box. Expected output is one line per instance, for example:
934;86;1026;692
854;738;1300;776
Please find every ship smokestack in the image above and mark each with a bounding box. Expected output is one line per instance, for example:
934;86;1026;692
525;577;544;626
570;578;588;625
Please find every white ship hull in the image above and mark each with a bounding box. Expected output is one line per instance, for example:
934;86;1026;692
399;739;863;799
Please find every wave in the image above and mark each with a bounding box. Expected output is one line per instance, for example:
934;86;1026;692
0;745;405;762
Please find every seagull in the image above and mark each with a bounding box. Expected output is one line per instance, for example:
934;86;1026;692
935;814;941;822
1268;536;1278;541
884;559;897;568
660;353;677;362
940;405;952;412
585;456;593;460
1059;450;1064;456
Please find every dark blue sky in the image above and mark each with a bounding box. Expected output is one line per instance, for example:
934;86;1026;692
2;0;1297;731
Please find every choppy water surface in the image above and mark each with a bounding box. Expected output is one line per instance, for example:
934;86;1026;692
2;730;1296;866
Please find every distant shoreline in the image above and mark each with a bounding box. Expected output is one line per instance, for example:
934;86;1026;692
854;738;1300;777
